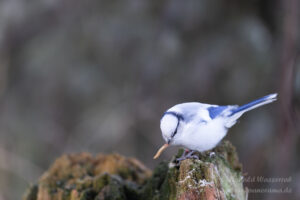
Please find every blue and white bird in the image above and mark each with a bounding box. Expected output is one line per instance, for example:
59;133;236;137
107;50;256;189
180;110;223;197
153;93;277;159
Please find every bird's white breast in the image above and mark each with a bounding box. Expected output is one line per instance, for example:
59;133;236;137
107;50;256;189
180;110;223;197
175;118;228;152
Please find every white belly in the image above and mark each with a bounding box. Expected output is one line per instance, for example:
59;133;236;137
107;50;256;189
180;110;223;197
175;118;228;152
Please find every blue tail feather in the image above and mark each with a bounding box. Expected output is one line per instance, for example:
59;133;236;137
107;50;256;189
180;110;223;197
229;93;277;116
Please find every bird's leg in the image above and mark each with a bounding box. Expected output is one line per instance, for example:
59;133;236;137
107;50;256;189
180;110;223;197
176;149;189;160
176;150;199;162
184;149;190;155
186;150;199;159
176;149;189;162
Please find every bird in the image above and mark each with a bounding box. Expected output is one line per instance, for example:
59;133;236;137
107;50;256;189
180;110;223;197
153;93;277;160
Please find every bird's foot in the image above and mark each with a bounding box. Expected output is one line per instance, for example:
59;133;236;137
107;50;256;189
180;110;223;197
176;150;199;163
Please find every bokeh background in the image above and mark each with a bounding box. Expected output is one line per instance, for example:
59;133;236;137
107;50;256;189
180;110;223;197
0;0;299;200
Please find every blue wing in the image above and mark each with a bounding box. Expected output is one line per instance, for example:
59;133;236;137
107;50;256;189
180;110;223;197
207;106;230;119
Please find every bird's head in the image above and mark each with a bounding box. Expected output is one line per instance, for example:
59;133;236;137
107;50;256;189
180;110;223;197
153;111;184;159
160;112;182;144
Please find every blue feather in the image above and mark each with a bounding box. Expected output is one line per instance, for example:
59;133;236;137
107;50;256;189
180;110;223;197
207;106;228;119
229;94;276;116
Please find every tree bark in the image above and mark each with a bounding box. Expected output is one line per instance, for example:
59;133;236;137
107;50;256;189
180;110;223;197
23;141;247;200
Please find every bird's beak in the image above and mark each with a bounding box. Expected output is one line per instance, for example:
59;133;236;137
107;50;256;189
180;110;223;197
153;143;169;159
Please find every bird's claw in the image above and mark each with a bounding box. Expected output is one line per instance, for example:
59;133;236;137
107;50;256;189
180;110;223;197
175;150;199;163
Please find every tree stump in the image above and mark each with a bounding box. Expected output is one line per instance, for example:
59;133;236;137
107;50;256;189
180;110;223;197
23;141;247;200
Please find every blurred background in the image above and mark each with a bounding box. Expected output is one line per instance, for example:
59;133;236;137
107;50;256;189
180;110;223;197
0;0;299;200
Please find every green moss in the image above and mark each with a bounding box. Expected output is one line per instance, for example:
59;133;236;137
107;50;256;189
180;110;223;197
214;141;242;172
118;167;136;181
79;188;97;200
123;183;141;200
23;184;38;200
63;190;71;199
195;161;206;181
106;179;127;200
159;165;178;200
74;176;93;191
93;173;111;191
94;177;127;200
140;162;169;200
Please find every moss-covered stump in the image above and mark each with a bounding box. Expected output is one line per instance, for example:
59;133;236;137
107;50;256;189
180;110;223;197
23;141;247;200
142;141;246;200
23;153;152;200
